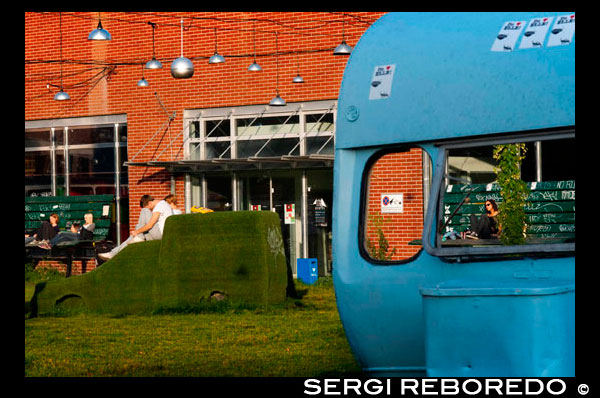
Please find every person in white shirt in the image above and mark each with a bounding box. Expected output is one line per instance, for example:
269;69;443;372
98;194;173;261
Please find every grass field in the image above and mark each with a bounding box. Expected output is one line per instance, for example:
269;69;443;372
25;275;362;377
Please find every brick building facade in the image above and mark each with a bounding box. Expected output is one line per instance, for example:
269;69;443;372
26;12;426;274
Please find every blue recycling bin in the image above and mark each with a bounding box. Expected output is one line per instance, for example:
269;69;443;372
420;279;575;377
297;258;318;285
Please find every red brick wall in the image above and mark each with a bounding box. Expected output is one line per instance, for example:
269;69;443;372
36;259;98;276
25;12;386;232
365;149;424;261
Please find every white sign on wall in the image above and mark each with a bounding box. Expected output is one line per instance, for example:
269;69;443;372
381;193;404;213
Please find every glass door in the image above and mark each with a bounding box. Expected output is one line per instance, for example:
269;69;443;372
271;174;301;275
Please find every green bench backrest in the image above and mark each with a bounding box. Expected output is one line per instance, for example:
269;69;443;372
443;180;575;239
25;194;114;241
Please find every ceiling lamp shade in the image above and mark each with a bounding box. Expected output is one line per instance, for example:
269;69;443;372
293;52;304;83
269;33;286;106
145;22;163;69
54;90;71;101
209;28;225;64
333;19;352;55
269;92;286;106
248;62;262;72
54;13;70;101
171;19;194;79
333;40;352;55
88;13;112;41
137;65;149;87
171;57;194;78
248;25;261;71
145;58;163;69
209;53;225;64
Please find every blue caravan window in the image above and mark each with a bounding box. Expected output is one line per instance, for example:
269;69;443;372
362;146;432;263
435;133;575;253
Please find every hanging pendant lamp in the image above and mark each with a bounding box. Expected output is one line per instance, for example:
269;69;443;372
145;22;163;69
88;12;112;41
269;32;286;106
54;12;70;101
248;25;262;71
209;28;225;64
171;19;194;79
292;52;304;83
137;65;149;87
333;19;352;55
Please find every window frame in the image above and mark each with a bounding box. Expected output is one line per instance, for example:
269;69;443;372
422;127;575;260
358;145;429;266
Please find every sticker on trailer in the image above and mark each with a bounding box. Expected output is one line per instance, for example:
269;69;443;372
381;193;403;213
547;14;575;47
369;64;396;100
519;17;553;49
491;20;526;52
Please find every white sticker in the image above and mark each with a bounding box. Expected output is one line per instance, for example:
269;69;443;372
369;64;396;100
491;20;526;52
381;193;403;213
102;204;110;217
519;17;554;49
547;14;575;47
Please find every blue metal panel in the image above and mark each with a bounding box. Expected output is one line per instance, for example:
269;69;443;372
332;12;575;376
421;280;575;376
336;12;575;149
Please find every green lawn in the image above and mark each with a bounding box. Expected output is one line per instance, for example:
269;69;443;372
25;277;362;377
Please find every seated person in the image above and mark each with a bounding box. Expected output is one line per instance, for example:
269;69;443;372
41;222;83;249
25;213;60;247
81;212;95;240
98;194;173;260
464;199;500;239
164;194;182;215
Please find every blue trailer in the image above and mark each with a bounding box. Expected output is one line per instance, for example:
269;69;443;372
332;12;574;377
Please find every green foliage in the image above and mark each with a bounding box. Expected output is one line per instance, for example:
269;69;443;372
493;143;530;245
366;215;396;260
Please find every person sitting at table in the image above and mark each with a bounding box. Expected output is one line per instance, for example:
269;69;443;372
464;198;500;239
25;213;60;247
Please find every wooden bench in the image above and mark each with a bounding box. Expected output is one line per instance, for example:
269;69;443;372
25;194;115;277
441;180;575;242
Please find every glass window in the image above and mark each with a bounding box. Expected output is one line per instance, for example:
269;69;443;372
25;129;50;148
205;141;231;159
205;119;231;138
25;151;52;196
305;113;334;134
206;176;233;211
362;147;432;262
438;136;575;248
68;147;115;194
237;138;299;158
236;115;300;137
68;125;114;145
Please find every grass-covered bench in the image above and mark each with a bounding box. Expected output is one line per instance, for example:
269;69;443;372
25;194;114;277
29;211;288;317
441;180;575;243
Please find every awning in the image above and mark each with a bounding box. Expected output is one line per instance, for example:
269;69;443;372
123;154;334;173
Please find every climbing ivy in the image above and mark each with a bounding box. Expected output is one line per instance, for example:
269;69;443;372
366;214;397;260
493;143;530;245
